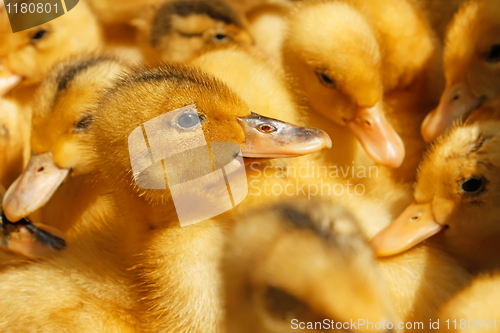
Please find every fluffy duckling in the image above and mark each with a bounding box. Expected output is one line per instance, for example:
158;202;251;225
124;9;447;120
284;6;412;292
2;56;128;253
223;197;397;333
438;273;500;332
134;0;254;63
421;0;500;143
372;116;500;273
90;64;330;332
0;0;103;96
282;0;442;170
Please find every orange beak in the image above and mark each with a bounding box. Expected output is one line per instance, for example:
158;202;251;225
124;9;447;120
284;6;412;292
421;82;485;143
3;152;70;222
0;63;22;96
347;103;405;168
370;202;443;257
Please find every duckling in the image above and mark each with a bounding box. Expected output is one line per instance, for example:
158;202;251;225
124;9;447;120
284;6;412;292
0;0;105;189
134;0;254;63
222;197;398;333
282;0;442;172
90;63;330;332
0;0;103;96
421;0;500;143
372;116;500;273
2;55;128;254
438;273;500;332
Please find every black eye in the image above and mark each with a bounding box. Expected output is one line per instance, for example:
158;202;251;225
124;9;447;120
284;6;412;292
461;177;486;194
32;29;47;42
74;115;93;132
315;71;336;88
177;113;205;129
213;33;229;43
486;44;500;63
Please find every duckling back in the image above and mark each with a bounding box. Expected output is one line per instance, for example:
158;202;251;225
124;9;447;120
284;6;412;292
223;197;397;333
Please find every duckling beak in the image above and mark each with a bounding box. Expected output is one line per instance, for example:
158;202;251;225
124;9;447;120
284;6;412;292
0;73;22;97
421;82;485;143
2;152;69;222
237;113;332;158
370;202;443;257
347;103;405;168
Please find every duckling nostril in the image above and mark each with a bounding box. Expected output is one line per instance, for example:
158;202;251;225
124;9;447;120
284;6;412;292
37;167;45;173
451;94;460;102
410;215;419;221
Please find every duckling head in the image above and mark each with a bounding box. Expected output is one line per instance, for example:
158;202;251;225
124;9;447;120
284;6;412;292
372;118;500;264
138;0;253;62
223;198;396;333
283;1;404;168
422;0;500;143
2;56;128;222
0;0;102;96
91;64;331;208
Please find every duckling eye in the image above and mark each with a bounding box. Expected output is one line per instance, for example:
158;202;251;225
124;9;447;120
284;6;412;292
460;177;486;194
315;71;336;88
31;29;47;43
177;113;205;129
213;33;229;43
257;123;277;133
486;44;500;63
74;115;93;132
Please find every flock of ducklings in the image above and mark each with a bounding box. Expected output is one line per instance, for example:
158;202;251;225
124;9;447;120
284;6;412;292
0;0;500;332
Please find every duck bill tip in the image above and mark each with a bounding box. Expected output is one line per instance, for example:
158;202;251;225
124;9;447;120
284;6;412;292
2;152;69;222
370;202;443;257
421;83;484;143
348;105;405;168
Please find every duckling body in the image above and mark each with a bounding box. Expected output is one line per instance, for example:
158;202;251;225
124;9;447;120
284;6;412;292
223;197;397;333
438;274;500;332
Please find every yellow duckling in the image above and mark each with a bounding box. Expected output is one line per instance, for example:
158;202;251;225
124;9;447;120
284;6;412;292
90;63;330;332
421;0;500;143
0;0;103;96
223;197;397;333
282;0;442;171
2;56;128;256
0;0;104;188
0;62;330;331
438;273;500;332
134;0;254;63
372;114;500;273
